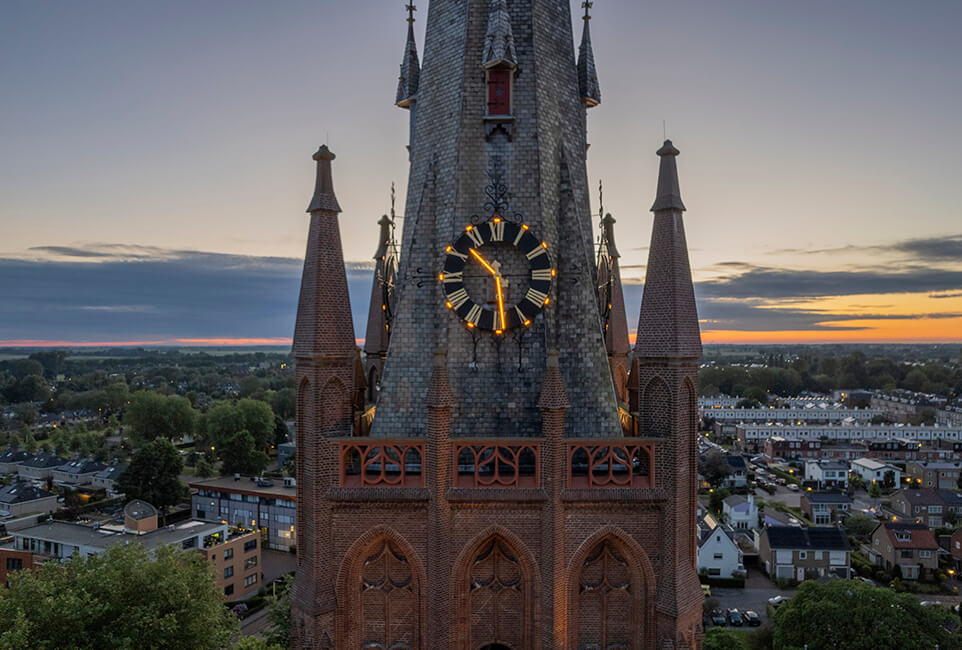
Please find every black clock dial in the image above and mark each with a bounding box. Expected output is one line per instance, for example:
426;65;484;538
440;217;554;333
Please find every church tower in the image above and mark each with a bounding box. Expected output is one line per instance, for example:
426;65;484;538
293;3;703;648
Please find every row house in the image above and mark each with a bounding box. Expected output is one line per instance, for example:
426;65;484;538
0;482;59;517
758;526;851;581
696;513;745;580
906;461;962;490
17;453;66;482
800;491;851;525
763;436;821;461
0;448;32;474
850;458;901;487
891;489;962;527
736;423;962;453
51;458;106;488
868;522;938;580
714;406;879;426
804;460;849;489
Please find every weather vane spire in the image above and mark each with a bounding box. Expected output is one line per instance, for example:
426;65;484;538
598;178;605;219
582;1;593;20
406;3;416;23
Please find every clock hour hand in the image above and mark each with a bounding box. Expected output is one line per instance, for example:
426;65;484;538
495;275;506;331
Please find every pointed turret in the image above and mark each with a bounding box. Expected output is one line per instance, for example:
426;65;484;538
363;214;397;401
635;140;700;358
597;213;630;403
395;4;421;108
483;0;517;68
577;1;601;107
291;144;357;628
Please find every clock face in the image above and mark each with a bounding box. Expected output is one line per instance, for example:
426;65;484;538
440;217;554;333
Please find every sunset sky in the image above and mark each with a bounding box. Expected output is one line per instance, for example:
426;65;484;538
1;1;961;346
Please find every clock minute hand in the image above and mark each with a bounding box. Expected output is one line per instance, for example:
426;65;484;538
469;248;498;276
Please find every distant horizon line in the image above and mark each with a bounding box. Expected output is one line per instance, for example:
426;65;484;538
1;336;960;350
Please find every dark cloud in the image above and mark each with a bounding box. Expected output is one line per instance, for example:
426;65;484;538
697;265;962;299
930;292;962;299
0;247;375;342
773;234;962;264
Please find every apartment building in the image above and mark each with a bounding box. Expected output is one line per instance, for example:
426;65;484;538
189;475;297;551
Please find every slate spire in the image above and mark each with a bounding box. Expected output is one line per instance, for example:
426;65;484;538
306;145;341;214
635;140;701;359
483;0;517;68
599;213;630;358
294;146;355;359
577;1;601;107
395;4;421;108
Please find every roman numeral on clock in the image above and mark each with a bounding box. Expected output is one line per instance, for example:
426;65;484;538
489;220;505;241
525;288;548;306
448;288;470;309
531;268;553;281
466;227;484;247
465;304;482;325
525;246;548;261
443;271;463;283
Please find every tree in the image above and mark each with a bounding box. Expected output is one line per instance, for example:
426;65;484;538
844;513;877;539
0;543;237;650
273;414;290;446
125;391;196;442
708;488;731;515
882;470;895;490
219;430;269;476
868;481;882;499
195;455;215;478
265;574;293;648
202;399;276;452
772;580;959;649
703;628;745;650
4;375;50;404
104;381;130;412
115;439;187;516
700;449;730;487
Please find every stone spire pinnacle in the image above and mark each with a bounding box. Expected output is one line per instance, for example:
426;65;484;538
635;140;701;360
650;140;685;212
577;1;601;108
395;4;421;108
599;213;630;358
482;0;517;68
364;214;396;359
306;145;341;214
294;146;356;360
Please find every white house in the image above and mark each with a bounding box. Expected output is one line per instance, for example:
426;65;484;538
851;458;901;486
805;460;849;489
697;513;745;580
722;494;758;530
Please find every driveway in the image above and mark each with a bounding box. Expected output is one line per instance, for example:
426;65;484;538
706;585;792;627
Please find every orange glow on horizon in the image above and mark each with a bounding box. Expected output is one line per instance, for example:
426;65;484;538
0;337;295;348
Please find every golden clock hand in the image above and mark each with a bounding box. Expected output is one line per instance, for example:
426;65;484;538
495;275;506;332
469;248;498;276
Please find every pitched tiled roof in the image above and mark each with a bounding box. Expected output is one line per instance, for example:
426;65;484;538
765;525;850;551
21;452;66;469
881;522;938;550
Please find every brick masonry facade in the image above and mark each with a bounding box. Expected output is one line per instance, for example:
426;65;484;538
292;2;703;648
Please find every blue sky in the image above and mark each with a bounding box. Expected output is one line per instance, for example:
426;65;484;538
1;1;961;344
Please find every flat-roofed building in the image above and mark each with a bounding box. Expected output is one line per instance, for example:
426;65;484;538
189;475;297;551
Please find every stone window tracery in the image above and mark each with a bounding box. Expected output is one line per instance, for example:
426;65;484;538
358;539;420;649
577;540;635;650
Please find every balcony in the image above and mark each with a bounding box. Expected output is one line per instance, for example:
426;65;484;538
454;442;539;488
339;441;424;488
567;442;654;489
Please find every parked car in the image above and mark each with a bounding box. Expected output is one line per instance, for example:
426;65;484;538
727;609;744;626
777;478;787;486
744;611;761;627
710;608;727;626
768;595;791;608
788;483;799;492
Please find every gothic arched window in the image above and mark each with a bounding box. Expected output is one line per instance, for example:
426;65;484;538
576;539;638;650
358;539;420;649
468;538;526;649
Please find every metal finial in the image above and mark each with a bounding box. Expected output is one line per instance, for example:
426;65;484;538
598;179;604;220
390;182;397;220
405;3;416;23
582;1;593;20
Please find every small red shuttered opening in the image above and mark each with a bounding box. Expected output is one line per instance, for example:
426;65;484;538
487;69;511;115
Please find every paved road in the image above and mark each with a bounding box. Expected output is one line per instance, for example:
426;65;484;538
706;585;792;627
